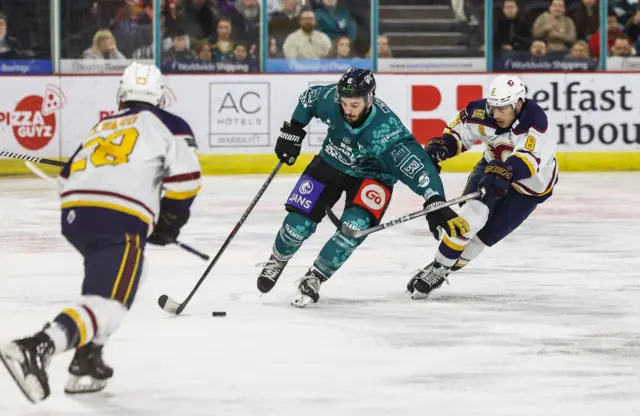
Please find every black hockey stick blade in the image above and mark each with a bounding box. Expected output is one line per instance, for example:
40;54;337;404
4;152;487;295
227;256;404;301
158;294;182;314
325;207;343;230
157;161;284;316
174;241;210;261
340;190;484;239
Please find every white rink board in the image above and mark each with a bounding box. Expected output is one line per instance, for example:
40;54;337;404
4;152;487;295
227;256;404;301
0;73;638;160
0;173;638;415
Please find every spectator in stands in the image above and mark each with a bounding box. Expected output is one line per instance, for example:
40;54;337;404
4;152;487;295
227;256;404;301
494;0;530;53
195;39;213;60
327;35;352;58
164;31;198;60
0;13;21;60
228;0;261;45
532;0;577;52
529;39;548;57
572;0;599;41
132;11;174;59
567;40;590;58
176;0;219;40
610;34;633;56
624;6;640;47
269;37;285;58
82;29;126;59
283;8;332;58
212;17;234;61
365;34;392;58
588;12;622;58
314;0;357;42
233;43;258;71
269;0;303;41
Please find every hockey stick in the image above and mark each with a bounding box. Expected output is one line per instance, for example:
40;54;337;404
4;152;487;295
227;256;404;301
24;161;210;261
326;190;483;239
157;161;284;315
174;241;210;261
1;150;65;167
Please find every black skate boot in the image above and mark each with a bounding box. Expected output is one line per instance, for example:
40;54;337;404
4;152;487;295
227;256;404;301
257;254;289;293
407;261;451;299
65;342;113;394
0;331;54;403
291;269;326;308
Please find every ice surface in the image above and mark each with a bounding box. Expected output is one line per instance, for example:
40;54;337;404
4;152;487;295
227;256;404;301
0;172;638;416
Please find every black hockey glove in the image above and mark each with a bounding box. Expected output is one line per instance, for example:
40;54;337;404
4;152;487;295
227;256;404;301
424;195;470;240
147;203;189;246
275;121;306;166
425;138;453;173
478;160;513;202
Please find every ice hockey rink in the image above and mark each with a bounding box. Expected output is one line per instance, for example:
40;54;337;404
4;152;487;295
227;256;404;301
0;172;638;416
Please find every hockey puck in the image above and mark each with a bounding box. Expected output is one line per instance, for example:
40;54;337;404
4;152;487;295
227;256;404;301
211;311;227;317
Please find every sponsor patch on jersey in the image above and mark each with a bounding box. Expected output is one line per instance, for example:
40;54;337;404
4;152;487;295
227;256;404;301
472;109;485;119
390;144;410;162
399;155;424;179
286;174;325;214
353;179;391;220
418;172;430;187
478;125;486;136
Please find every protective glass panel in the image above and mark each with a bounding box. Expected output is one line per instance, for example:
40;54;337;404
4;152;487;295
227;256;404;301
61;0;154;73
266;0;372;73
162;0;260;74
377;0;484;73
0;0;53;74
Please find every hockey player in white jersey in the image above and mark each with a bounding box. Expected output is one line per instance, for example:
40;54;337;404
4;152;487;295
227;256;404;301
0;62;202;403
407;74;558;299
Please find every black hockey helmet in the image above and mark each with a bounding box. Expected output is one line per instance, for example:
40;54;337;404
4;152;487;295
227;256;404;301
337;68;376;106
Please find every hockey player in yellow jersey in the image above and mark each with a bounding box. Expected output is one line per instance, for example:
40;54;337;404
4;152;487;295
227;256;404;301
0;62;202;403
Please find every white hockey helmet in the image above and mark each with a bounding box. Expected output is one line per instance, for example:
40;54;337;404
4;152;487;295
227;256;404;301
485;74;526;116
116;62;165;107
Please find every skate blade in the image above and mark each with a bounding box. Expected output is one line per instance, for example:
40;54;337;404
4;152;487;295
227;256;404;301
64;374;108;395
0;344;46;403
291;294;314;308
411;291;430;300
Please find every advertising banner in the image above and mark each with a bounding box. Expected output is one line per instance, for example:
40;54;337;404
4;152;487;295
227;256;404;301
60;59;154;74
0;78;63;158
265;58;372;73
378;58;485;73
1;73;638;174
0;60;53;75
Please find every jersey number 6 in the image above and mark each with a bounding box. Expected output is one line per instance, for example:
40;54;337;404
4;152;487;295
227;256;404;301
70;127;140;174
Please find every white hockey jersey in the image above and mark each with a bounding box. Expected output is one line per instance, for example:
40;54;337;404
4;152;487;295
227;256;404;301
59;106;201;230
443;98;558;196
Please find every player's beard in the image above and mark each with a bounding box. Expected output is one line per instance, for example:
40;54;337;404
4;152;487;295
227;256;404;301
344;108;367;126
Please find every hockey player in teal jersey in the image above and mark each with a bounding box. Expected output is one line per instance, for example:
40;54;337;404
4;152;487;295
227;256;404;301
256;68;470;307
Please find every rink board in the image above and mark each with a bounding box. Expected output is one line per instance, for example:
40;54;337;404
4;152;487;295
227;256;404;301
0;73;639;175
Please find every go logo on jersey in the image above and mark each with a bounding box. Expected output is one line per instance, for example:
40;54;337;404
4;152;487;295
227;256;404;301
354;179;391;219
363;185;385;209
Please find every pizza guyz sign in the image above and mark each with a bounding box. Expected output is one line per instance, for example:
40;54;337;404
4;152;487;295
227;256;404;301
0;84;66;151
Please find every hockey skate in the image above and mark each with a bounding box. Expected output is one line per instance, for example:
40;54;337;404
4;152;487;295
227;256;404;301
291;269;326;308
407;261;451;299
257;254;289;293
0;332;54;403
65;342;113;394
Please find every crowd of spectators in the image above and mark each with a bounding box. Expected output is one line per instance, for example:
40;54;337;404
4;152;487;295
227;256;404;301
494;0;640;62
267;0;371;59
8;0;640;69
